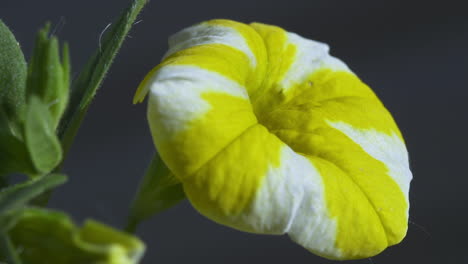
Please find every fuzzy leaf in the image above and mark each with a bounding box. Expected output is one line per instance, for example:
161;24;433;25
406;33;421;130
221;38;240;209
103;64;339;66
126;154;185;233
7;207;145;264
0;19;27;122
59;0;148;156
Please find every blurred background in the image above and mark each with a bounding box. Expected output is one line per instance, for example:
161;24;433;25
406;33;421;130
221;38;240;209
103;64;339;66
1;0;467;263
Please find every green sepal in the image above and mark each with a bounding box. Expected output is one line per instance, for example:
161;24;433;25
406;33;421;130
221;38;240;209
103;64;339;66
23;96;62;174
26;23;70;129
126;153;185;233
0;19;27;124
7;207;145;264
0;173;67;219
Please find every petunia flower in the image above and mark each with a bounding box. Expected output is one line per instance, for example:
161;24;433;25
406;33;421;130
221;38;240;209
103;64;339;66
134;19;412;260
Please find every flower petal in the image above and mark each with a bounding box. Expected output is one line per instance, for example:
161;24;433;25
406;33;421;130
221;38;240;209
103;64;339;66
138;19;412;260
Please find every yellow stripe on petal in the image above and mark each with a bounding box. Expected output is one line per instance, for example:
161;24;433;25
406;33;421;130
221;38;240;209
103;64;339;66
327;121;411;197
161;44;251;86
184;124;282;219
203;19;268;95
304;127;407;259
302;155;388;259
204;19;265;66
148;67;257;177
249;23;297;103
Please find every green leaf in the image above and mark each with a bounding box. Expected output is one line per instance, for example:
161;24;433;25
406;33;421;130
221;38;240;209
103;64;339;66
7;207;145;264
26;23;70;128
58;0;148;156
0;173;67;217
23;96;62;174
126;153;185;233
0;19;27;123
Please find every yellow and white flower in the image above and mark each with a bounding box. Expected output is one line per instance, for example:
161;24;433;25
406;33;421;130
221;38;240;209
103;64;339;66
134;19;412;260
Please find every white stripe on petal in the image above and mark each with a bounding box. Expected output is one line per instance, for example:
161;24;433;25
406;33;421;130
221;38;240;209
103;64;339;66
163;23;257;67
147;65;249;134
327;120;412;200
234;145;341;257
279;32;350;92
281;150;341;258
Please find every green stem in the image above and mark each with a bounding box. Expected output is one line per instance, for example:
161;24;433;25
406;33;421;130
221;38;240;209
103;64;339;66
0;233;22;264
58;0;148;158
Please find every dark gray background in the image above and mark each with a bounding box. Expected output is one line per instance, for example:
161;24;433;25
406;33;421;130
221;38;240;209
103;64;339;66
2;0;467;263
